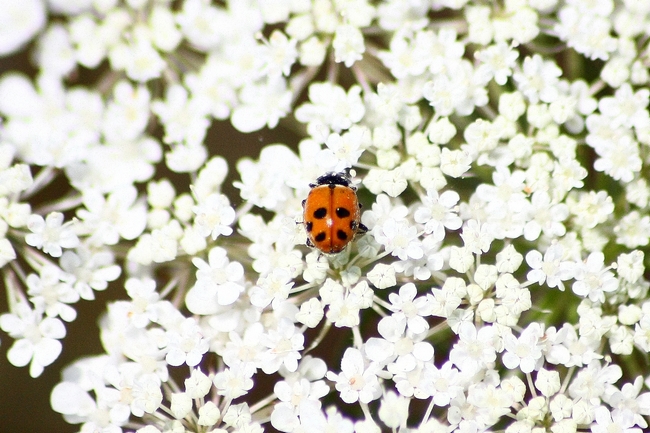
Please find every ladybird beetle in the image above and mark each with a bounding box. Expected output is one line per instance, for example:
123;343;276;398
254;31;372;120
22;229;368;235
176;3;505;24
302;172;367;254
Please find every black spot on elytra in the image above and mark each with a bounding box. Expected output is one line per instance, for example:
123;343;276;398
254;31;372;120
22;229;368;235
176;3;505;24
336;207;351;218
337;230;348;241
313;208;327;219
315;232;326;242
305;221;313;232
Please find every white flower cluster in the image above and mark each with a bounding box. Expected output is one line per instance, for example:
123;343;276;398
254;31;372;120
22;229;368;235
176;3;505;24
1;0;650;432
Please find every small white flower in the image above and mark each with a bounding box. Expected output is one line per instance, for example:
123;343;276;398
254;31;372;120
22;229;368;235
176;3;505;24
184;368;213;399
333;24;365;67
326;348;382;404
378;391;410;429
625;178;650;208
152;84;211;147
571;252;619;303
214;364;255;399
250;267;294;308
427;117;457;146
34;24;75;77
295;297;324;328
495;244;524;274
186;247;245;313
549;163;585;205
327;294;361;328
448;245;474;273
375;217;423;260
525;243;575;291
460;219;494;255
593;135;642;183
318;126;369;173
388;283;431;334
299;36;327;66
149;6;182;52
102;81;151;142
221;322;264;371
179;223;208;256
449;322;497;375
295;82;365;134
363;167;408;197
170;392;192;419
0;0;46;56
0;238;16;268
523;190;569;241
259;0;290;23
423;74;465;117
303;251;329;283
318;280;344;307
260;318;304;374
465;4;493;44
114;38;167;82
271;375;330;432
568;361;622;404
234;144;300;211
498;91;526;121
68;15;109;68
599;83;650;129
428;278;464;319
616;250;645;284
77;186;147;246
502;323;544;373
222;402;256;430
185;56;237;120
130;373;164;416
367;263;397;289
50;382;106;428
591;405;639;433
198;401;221;426
414;189;462;241
0;303;66;377
176;0;228;51
440;148;472;178
123;278;160;328
0;74;102;168
260;30;298;78
26;265;78;322
494;4;539;44
567;190;614;230
164;317;210;367
192;193;235;240
231;77;292;133
26;212;79;258
475;42;519;85
165;143;208;173
513;54;562;104
555;5;616;61
377;30;429;79
420;361;464;405
0;163;33;196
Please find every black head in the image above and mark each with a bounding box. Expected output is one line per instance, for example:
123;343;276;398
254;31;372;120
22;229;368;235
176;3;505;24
314;172;352;187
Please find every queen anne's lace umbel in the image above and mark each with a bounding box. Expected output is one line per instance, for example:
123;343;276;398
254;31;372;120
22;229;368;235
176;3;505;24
1;0;650;432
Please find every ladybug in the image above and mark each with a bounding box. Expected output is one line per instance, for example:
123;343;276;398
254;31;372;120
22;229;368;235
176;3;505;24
302;172;367;254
